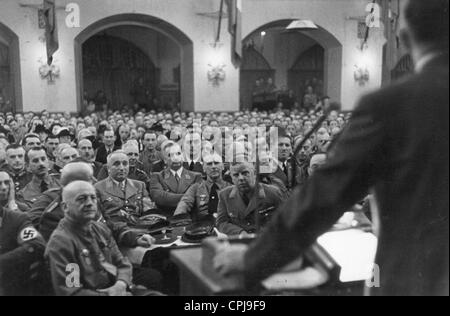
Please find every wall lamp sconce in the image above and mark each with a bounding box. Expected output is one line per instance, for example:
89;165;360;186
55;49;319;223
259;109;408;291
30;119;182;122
354;65;369;86
39;61;60;84
207;63;226;86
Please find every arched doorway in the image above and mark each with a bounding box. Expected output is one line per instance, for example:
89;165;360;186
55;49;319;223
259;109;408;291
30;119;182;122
288;44;325;104
242;19;342;109
240;46;275;110
82;33;160;111
0;23;22;112
75;14;194;113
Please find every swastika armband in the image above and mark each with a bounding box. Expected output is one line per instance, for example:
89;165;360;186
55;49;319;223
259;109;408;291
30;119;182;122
18;227;39;243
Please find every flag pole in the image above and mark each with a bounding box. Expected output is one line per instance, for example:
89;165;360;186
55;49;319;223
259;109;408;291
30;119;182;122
216;0;225;43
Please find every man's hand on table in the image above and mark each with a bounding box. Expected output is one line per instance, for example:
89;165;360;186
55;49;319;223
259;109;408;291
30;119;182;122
136;234;156;248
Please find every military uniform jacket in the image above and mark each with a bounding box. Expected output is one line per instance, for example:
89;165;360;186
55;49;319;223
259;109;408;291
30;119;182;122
0;207;46;294
0;165;33;195
174;179;232;219
149;168;203;214
17;176;60;207
216;183;284;236
46;218;133;296
95;177;154;229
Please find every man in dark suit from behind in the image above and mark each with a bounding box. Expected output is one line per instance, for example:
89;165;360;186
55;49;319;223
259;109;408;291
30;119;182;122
214;0;449;296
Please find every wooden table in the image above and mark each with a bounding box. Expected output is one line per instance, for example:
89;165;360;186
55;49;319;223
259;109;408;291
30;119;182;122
170;228;377;296
171;247;249;296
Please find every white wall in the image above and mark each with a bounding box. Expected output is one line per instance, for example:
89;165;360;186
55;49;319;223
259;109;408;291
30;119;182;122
0;0;386;113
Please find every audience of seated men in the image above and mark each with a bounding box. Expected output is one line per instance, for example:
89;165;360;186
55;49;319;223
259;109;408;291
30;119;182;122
149;142;203;216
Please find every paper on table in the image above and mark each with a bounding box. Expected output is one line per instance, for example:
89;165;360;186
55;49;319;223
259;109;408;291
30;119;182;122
317;229;378;283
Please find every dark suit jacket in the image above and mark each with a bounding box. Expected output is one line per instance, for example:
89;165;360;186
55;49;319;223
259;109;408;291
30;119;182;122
271;158;297;190
244;53;449;296
95;144;120;164
149;168;203;215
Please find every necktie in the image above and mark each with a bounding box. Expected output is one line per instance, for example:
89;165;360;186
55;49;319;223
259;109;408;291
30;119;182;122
175;173;181;185
189;161;195;171
208;183;219;214
40;180;49;193
283;162;289;177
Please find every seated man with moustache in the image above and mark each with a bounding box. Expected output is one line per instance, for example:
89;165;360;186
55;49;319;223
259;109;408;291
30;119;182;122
216;161;284;236
0;171;46;296
174;152;231;221
17;147;60;207
149;142;203;217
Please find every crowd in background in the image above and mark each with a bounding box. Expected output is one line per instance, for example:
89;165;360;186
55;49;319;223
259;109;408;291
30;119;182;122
0;103;351;296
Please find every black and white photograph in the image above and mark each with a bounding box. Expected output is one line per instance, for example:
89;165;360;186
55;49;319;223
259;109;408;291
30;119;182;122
0;0;448;298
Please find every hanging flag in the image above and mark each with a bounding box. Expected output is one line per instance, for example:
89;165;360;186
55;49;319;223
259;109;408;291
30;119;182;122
379;0;402;84
43;0;59;66
225;0;242;66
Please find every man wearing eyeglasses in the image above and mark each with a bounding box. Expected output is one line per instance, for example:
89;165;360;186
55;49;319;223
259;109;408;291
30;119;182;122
174;153;231;220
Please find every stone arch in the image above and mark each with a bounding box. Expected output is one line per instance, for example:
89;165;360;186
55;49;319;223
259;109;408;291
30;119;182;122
240;46;275;108
0;23;22;112
74;14;194;112
242;19;342;105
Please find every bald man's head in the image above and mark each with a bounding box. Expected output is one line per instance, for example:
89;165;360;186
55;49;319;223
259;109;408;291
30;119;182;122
62;181;97;224
60;162;94;186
